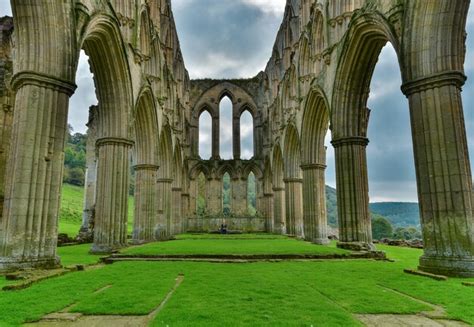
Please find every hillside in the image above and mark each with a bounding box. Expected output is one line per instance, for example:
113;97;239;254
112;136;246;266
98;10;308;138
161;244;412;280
325;185;420;228
369;202;420;228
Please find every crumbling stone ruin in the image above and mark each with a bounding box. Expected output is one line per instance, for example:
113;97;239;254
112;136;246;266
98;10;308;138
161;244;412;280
0;0;473;277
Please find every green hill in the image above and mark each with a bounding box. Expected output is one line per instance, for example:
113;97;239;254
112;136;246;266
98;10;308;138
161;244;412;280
325;185;420;228
369;202;420;228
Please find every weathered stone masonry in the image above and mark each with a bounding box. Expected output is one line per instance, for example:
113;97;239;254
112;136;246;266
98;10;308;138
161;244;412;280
0;0;472;277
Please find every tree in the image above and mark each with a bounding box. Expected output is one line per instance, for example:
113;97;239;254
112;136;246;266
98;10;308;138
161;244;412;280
371;215;393;240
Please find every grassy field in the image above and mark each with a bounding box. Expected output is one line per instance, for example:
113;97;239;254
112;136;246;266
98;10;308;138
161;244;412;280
59;184;134;237
0;236;473;326
123;234;349;256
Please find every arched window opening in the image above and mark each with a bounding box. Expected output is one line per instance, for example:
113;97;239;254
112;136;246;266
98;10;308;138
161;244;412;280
240;110;254;159
367;44;416;239
247;172;257;216
197;172;207;217
222;172;232;216
219;96;233;159
199;110;212;159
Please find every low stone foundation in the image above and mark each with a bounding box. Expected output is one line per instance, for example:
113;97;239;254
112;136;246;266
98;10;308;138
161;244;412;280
187;217;267;233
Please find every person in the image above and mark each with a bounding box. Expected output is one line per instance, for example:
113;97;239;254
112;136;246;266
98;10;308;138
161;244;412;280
220;223;228;234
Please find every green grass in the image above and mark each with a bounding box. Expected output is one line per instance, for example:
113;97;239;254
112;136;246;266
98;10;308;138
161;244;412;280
58;183;134;237
1;238;474;326
122;236;350;256
57;244;103;267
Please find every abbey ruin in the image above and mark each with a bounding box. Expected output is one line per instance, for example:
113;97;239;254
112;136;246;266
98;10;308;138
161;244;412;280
0;0;473;277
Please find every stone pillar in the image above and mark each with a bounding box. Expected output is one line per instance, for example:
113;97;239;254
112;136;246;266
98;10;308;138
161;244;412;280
272;187;286;234
189;179;197;216
0;17;14;221
181;192;190;231
301;163;329;244
232;178;247;216
0;73;76;270
211;117;220;160
91;138;133;253
263;193;274;232
207;178;222;215
402;72;474;277
172;187;182;234
284;178;304;237
79;106;98;237
332;137;373;251
157;178;173;239
233;117;241;160
132;164;159;244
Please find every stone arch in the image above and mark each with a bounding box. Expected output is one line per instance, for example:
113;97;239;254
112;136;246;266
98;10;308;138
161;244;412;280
172;141;184;234
216;163;238;180
157;124;174;238
283;124;303;236
283;124;302;179
139;7;152;60
331;11;400;139
330;11;400;250
272;144;286;233
189;163;211;181
158;125;174;179
242;162;263;180
133;87;159;166
81;13;134;139
132;86;160;243
310;9;326;61
300;87;330;244
301;87;330;166
81;14;136;253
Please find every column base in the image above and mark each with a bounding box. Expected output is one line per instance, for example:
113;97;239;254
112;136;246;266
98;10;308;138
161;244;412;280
0;256;60;273
90;243;126;254
337;241;375;251
419;255;474;278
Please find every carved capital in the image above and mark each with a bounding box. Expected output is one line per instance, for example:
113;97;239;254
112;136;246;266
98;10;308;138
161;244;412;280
11;71;77;96
134;164;159;171
300;163;327;171
96;137;134;148
331;136;369;148
401;71;466;96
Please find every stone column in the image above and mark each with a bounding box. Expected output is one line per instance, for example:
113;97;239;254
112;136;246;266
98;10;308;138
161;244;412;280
181;192;190;231
402;72;474;277
91;138;133;253
157;178;173;239
0;73;76;270
301;163;329;244
207;178;222;215
272;187;286;234
0;17;14;221
189;179;197;216
232;178;247;216
79;106;98;237
172;187;182;234
132;164;159;244
233;117;241;160
332;137;373;251
263;193;274;232
211;117;220;160
284;178;304;237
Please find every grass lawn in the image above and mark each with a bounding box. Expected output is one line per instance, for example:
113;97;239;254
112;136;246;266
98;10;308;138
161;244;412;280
58;183;134;237
1;236;473;326
122;234;350;256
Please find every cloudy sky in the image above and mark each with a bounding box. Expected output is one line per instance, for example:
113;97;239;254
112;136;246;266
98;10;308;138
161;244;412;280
1;1;473;203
